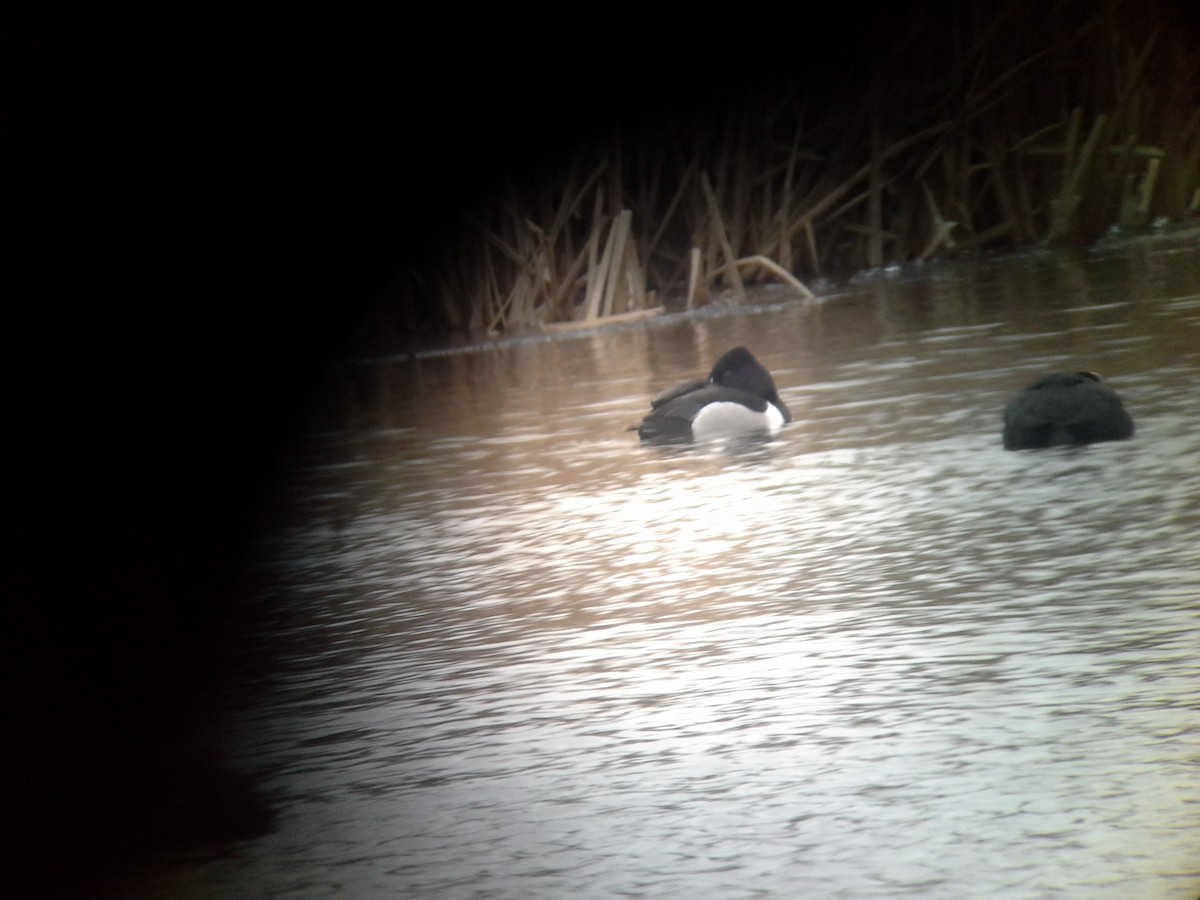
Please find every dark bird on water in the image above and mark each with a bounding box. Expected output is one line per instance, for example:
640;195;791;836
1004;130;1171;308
634;346;792;442
1002;371;1134;450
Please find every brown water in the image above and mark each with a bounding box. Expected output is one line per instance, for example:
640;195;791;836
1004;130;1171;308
147;233;1200;898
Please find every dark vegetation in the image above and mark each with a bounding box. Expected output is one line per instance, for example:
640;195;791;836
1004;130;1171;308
373;0;1200;338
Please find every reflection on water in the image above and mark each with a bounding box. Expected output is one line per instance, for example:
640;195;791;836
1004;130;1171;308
146;235;1200;898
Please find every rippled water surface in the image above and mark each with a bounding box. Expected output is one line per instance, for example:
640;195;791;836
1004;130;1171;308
155;235;1200;898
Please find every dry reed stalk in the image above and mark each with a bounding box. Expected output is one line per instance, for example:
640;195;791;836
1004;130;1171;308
555;160;609;236
600;211;633;318
487;277;520;335
1045;113;1109;243
472;160;618;330
581;210;637;322
536;165;609;322
703;255;815;300
782;119;957;246
475;219;524;268
977;118;1028;243
765;122;808;271
510;224;539;328
700;173;748;305
581;219;612;321
546;236;596;321
802;221;820;276
540;306;664;334
918;183;958;260
686;247;705;310
579;188;608;322
609;235;633;317
619;234;649;315
956;220;1017;251
1118;156;1161;228
950;141;983;241
647;158;697;258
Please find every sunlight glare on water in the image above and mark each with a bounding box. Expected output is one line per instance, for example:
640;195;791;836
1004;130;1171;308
157;233;1200;899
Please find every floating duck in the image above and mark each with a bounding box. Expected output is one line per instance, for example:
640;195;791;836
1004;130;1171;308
635;347;792;442
1002;371;1134;450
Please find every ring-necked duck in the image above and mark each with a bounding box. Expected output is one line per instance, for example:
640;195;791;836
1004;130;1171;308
634;346;792;441
1002;371;1134;450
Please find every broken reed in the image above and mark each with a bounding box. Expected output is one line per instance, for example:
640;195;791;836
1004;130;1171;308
424;0;1199;335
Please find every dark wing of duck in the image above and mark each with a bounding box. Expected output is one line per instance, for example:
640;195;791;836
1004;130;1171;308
650;377;709;409
637;384;769;441
1003;372;1134;449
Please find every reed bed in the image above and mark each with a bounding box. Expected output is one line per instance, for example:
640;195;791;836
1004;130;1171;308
402;0;1199;335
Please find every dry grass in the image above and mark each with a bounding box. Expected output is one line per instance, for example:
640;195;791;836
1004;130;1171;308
404;0;1199;335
